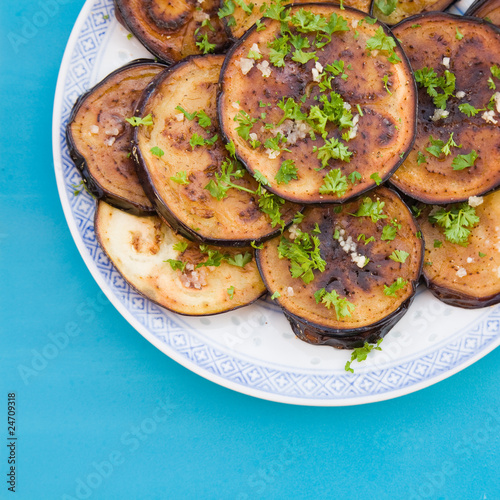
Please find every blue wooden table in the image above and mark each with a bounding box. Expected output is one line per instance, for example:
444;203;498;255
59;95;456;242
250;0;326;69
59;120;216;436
1;1;499;498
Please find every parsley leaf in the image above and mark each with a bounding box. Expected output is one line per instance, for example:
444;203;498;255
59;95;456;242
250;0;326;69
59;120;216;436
170;171;190;185
370;172;382;186
234;110;257;140
205;159;254;200
428;203;479;246
257;186;286;230
196;34;216;54
175;105;197;121
383;277;408;297
166;259;186;271
458;103;483;117
345;339;383;373
226;252;253;267
278;229;326;284
315;138;352;168
389;249;409;263
348;171;362;184
314;288;355;319
452;150;478;170
414;67;455;109
227;286;235;299
275;159;298;185
126;114;153;127
374;0;397;16
150;146;164;158
425;133;461;158
173;241;188;253
277;97;307;124
366;26;401;64
353;197;388;222
319;169;348;196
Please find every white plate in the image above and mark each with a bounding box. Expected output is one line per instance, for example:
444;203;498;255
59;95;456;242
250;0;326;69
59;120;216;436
52;0;500;406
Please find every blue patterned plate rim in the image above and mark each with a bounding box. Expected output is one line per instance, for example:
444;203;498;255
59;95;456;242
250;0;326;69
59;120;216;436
52;0;500;406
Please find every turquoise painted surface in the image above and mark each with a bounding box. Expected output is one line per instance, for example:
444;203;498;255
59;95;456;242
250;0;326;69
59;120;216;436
1;1;499;498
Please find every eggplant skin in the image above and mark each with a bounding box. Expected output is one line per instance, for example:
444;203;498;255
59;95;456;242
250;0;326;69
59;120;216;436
390;13;500;204
466;0;500;25
66;59;167;215
114;0;229;64
418;190;500;309
218;4;417;205
256;187;424;347
133;55;301;247
222;0;372;41
370;0;458;26
285;294;415;349
95;201;267;316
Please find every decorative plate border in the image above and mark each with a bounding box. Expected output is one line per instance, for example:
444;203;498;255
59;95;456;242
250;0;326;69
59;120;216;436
52;0;500;406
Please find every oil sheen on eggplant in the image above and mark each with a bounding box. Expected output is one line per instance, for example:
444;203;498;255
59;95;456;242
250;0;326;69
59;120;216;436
371;0;457;26
95;201;266;315
466;0;500;25
133;55;301;246
391;14;500;204
256;187;424;348
418;190;500;308
67;60;167;214
219;4;417;204
221;0;372;41
114;0;228;64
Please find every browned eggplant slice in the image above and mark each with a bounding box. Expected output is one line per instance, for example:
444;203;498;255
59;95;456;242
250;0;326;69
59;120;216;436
219;4;417;204
133;55;301;246
417;190;500;308
221;0;372;41
256;187;424;348
95;201;267;315
466;0;500;25
390;14;500;204
114;0;229;64
370;0;457;26
67;60;167;214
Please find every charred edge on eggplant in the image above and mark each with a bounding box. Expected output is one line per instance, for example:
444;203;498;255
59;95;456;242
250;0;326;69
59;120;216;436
217;4;418;205
66;59;168;215
256;187;424;348
114;0;230;64
389;12;500;204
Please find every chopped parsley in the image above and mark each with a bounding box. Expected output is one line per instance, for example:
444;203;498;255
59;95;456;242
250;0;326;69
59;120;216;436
275;159;299;185
196;33;216;54
383;277;408;297
278;228;326;284
455;28;464;40
348;171;362;184
374;0;397;16
345;339;383;373
381;219;400;241
458;103;483;117
414;67;455;109
165;259;186;271
428;203;480;246
452;150;478;171
382;74;392;95
150;146;164;158
314;288;355;319
270;291;281;300
319;169;348;196
433;239;442;248
315;138;352;168
353;197;387;223
125;114;153;127
234;110;257;140
227;286;235;299
417;151;427;165
175;105;197;121
425;133;461;158
388;249;409;263
370;172;382;186
366;26;401;64
205;159;254;200
170;171;190;185
173;241;188;253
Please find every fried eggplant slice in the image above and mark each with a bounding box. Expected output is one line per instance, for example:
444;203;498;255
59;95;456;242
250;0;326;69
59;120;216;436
390;14;500;204
371;0;457;26
466;0;500;25
417;190;500;308
219;4;416;204
256;187;424;348
114;0;229;64
133;55;300;246
95;201;266;315
220;0;372;41
67;60;167;214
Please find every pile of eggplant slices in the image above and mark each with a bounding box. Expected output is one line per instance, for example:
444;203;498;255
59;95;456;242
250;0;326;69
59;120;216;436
67;0;500;361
